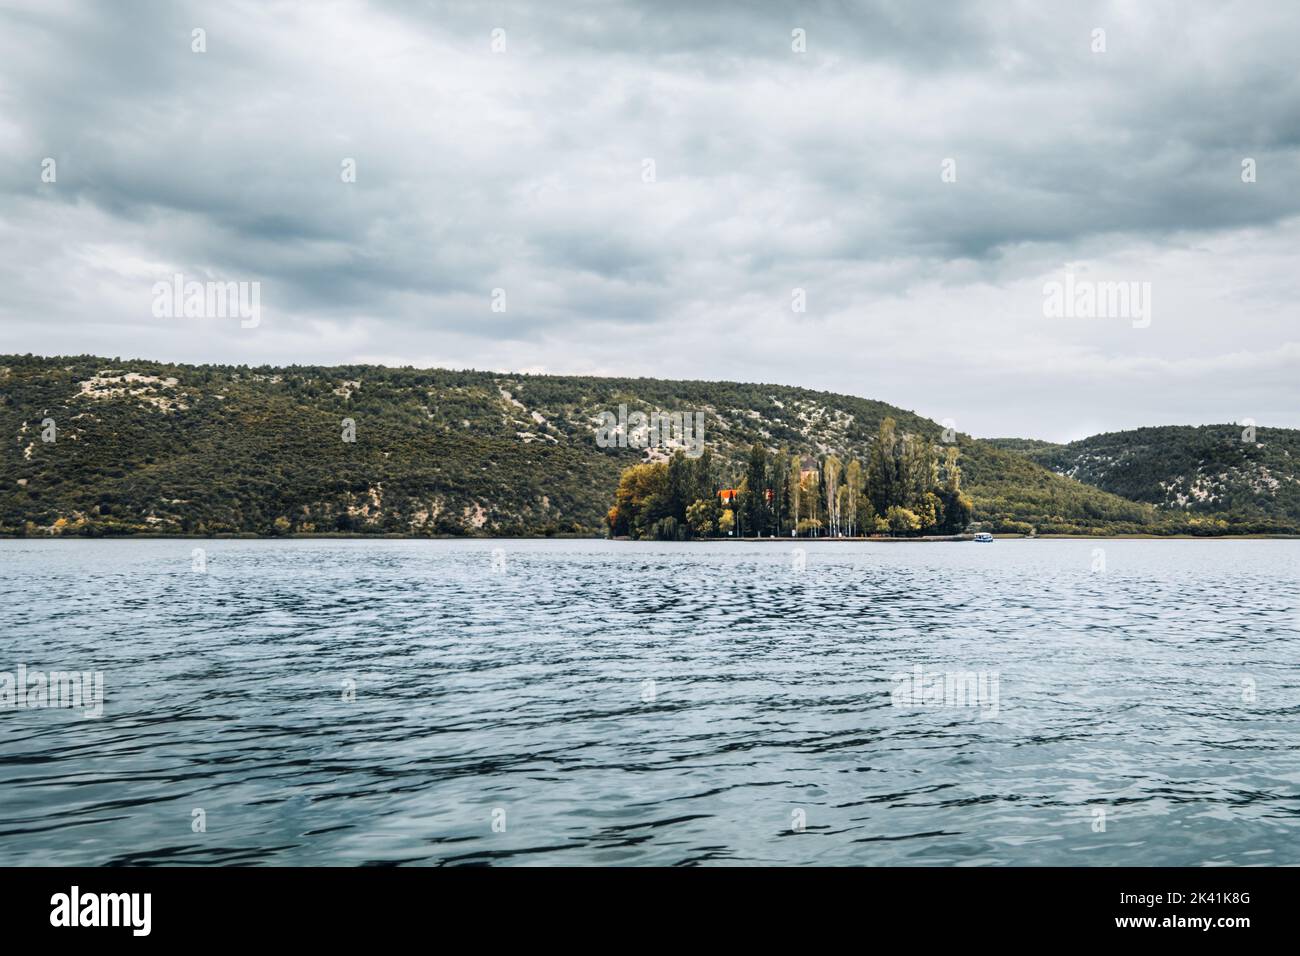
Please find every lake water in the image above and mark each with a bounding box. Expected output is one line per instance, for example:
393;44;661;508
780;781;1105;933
1;538;1297;866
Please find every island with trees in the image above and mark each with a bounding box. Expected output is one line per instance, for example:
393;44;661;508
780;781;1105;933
606;418;974;540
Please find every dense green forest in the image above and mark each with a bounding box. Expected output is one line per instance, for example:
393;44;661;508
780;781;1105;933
1;355;1292;537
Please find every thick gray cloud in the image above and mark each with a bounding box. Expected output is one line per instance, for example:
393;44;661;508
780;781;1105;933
1;0;1297;440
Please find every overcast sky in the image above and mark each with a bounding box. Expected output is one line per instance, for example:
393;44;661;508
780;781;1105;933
1;0;1297;441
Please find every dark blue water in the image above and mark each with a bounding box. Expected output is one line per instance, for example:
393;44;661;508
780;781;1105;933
1;538;1297;866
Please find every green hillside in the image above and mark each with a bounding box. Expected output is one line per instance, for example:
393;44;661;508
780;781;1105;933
986;426;1300;532
0;354;1267;537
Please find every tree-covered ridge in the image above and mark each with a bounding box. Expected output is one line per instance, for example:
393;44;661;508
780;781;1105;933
607;421;974;539
0;354;1279;537
986;425;1300;532
1;356;618;536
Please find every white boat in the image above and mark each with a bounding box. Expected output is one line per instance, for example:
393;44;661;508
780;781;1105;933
973;532;994;543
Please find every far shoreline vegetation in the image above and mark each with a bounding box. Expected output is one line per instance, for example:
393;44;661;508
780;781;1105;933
6;532;1300;541
607;419;973;540
4;355;1300;539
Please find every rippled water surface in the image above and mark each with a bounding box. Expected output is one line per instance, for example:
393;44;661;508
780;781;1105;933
1;538;1298;866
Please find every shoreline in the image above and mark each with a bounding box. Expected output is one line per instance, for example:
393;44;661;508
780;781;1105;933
3;533;1299;542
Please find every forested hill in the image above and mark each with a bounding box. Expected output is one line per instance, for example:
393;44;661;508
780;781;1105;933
0;354;1272;537
985;425;1300;530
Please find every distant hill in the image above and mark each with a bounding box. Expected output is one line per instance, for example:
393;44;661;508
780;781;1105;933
986;425;1300;531
1;354;1277;537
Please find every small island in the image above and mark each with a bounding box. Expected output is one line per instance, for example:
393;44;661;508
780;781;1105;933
607;418;973;540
